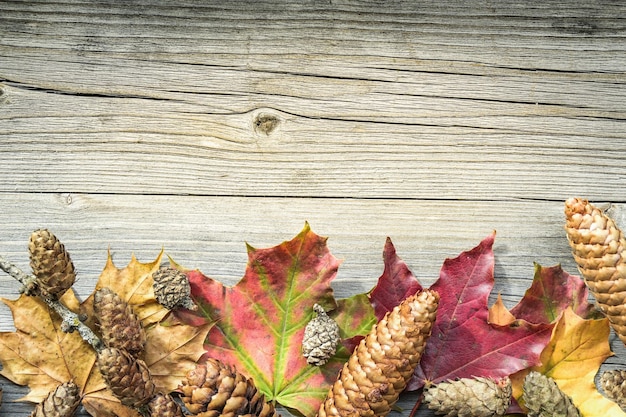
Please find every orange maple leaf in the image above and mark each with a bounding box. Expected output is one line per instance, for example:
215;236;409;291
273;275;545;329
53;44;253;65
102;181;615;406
488;294;516;326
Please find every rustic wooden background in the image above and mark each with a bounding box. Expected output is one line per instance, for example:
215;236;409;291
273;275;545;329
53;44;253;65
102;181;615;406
1;1;625;416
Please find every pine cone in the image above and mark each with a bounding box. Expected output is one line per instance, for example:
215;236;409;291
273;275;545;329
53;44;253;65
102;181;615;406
178;358;279;417
31;381;81;417
97;347;155;408
564;198;626;344
318;289;439;417
423;377;511;417
302;303;341;366
28;229;76;299
523;371;580;417
94;287;146;356
152;265;196;310
148;392;184;417
600;369;626;409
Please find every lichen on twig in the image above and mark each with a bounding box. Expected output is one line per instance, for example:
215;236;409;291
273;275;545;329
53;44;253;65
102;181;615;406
0;253;103;351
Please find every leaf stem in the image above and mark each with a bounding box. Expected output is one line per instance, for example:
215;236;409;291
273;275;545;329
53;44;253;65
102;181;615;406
408;391;423;417
0;253;103;352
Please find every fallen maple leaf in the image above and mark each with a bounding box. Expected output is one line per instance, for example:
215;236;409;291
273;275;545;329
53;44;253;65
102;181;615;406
178;223;375;417
510;263;596;323
0;252;210;417
0;291;99;403
368;237;422;320
412;233;554;390
0;291;141;417
338;237;420;353
489;263;597;326
512;308;625;417
332;293;377;354
84;250;168;327
488;294;517;326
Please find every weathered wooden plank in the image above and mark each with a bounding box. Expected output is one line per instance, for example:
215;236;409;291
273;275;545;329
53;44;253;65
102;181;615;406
1;1;624;201
1;93;624;200
1;1;624;71
0;194;583;301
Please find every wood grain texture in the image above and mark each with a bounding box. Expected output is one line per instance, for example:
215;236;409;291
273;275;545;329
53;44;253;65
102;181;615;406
0;0;625;415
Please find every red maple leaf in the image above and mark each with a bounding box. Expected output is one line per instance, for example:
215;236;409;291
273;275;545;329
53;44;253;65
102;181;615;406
337;237;422;353
368;237;423;321
510;263;596;323
411;233;554;389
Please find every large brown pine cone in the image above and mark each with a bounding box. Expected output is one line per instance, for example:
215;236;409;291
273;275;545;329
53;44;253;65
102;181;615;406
30;381;81;417
28;229;76;299
94;287;146;356
97;347;155;408
178;359;279;417
318;289;439;417
564;198;626;344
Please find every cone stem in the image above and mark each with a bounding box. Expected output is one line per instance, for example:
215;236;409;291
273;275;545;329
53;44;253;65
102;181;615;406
0;253;103;351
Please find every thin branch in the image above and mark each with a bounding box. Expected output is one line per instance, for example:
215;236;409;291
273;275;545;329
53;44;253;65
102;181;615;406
0;254;35;287
0;253;103;352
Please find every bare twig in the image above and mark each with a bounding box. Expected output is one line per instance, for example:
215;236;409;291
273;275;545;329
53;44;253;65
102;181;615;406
0;253;36;288
0;253;103;351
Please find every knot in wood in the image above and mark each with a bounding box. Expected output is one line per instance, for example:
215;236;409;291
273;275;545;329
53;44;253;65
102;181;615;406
253;112;280;135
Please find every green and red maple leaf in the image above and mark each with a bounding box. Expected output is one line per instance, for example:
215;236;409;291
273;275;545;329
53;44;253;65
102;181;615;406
174;224;369;416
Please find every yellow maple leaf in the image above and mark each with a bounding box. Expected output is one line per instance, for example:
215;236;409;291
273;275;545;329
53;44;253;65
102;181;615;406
512;308;625;417
85;250;167;327
0;252;210;416
87;251;212;392
0;291;97;402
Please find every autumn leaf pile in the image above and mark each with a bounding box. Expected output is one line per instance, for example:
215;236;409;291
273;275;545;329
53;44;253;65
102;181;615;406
0;201;624;417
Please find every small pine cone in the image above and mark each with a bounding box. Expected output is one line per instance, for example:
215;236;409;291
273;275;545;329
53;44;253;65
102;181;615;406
600;369;626;409
97;347;156;408
178;358;279;417
31;381;81;417
302;303;341;366
523;371;580;417
564;198;626;344
148;392;184;417
94;287;146;356
28;229;76;299
423;377;511;417
318;289;439;417
152;265;197;310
